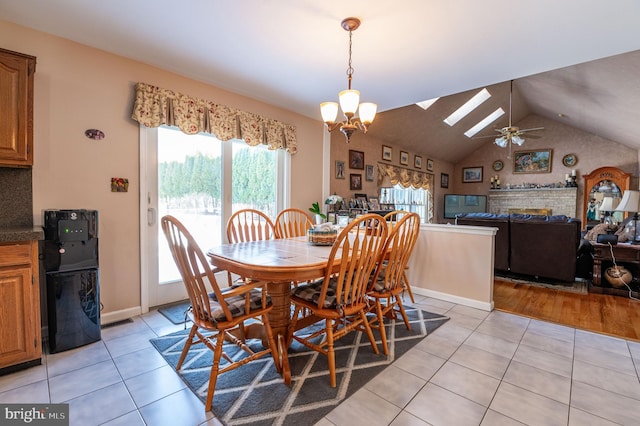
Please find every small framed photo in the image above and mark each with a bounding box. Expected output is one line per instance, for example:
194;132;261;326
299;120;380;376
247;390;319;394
350;173;362;190
440;173;449;188
368;197;380;210
426;158;434;172
400;151;409;166
462;166;483;183
365;164;374;181
349;150;364;169
414;155;422;169
335;160;345;179
382;145;392;161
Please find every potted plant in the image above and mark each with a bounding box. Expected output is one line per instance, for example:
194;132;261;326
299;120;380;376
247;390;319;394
309;202;326;224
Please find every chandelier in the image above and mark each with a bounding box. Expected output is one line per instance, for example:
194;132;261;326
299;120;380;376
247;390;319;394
320;17;377;143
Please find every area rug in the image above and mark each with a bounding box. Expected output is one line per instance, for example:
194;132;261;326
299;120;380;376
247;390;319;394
157;300;190;324
149;306;448;425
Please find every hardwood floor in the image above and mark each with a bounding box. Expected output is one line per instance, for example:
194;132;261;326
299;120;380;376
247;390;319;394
493;279;640;342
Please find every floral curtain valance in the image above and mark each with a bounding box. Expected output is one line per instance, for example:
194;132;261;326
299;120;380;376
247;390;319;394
377;163;434;190
131;82;297;154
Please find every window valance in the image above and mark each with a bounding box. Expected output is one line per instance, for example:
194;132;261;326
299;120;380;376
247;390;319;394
131;82;297;154
377;163;434;190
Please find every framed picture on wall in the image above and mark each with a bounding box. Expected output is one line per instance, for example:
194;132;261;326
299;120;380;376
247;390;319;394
513;149;553;173
349;150;364;169
335;160;345;179
414;155;422;169
365;164;374;181
441;173;449;188
400;151;409;166
382;145;392;161
426;158;434;172
462;166;483;183
350;173;362;190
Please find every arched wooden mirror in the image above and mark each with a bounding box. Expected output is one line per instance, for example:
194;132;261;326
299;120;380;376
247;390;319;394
582;166;631;229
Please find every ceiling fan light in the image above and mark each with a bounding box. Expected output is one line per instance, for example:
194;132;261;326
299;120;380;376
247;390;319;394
494;137;508;148
358;102;377;125
320;102;339;124
512;135;525;146
339;89;360;115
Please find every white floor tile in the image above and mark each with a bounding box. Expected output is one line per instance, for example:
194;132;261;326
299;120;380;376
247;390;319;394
405;382;487;425
2;301;640;426
490;382;569;426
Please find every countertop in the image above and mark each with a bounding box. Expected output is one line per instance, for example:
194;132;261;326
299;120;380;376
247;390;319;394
0;226;44;242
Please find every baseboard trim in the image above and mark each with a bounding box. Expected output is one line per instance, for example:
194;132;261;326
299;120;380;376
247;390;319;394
412;287;493;312
101;307;143;326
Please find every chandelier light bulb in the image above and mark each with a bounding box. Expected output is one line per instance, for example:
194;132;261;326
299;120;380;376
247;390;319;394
320;102;339;124
359;102;377;124
339;89;360;116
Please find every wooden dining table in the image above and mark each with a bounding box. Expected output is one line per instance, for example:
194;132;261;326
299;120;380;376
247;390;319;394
207;236;341;381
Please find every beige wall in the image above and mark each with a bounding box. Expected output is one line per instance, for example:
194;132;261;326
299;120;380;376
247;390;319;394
454;114;640;222
328;131;456;221
0;20;324;316
407;224;496;310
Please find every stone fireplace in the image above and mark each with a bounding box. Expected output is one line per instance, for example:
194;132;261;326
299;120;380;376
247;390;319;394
489;187;578;218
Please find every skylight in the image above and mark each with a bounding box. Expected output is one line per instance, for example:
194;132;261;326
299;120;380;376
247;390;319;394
415;97;439;110
464;107;505;138
443;88;491;126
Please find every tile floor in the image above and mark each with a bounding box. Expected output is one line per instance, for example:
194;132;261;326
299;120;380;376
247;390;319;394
2;294;640;425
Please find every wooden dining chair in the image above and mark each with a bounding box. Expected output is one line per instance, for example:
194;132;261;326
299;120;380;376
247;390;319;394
161;215;283;411
286;214;388;387
383;210;416;303
274;208;314;238
368;212;421;355
226;208;275;243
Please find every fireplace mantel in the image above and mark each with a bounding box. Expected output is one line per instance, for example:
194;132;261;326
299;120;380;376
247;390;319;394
488;187;578;217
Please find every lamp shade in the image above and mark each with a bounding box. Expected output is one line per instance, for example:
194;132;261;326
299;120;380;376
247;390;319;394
379;175;393;188
339;89;360;115
320;102;339;124
358;102;377;124
615;190;640;212
599;197;618;212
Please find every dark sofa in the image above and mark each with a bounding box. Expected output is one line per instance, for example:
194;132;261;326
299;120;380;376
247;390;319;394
455;213;582;282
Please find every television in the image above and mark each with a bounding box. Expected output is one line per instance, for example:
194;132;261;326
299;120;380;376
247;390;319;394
444;194;488;219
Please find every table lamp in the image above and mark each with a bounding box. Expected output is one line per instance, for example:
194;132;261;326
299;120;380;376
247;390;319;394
615;190;640;244
599;197;618;225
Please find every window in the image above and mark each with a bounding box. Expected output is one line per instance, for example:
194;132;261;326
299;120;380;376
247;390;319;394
155;126;285;283
381;185;432;224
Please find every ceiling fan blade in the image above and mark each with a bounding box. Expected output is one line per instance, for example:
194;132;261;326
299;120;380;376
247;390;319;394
472;134;500;140
519;127;545;132
523;134;541;139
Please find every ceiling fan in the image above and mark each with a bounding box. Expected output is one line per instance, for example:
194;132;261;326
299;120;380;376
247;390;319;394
475;80;544;155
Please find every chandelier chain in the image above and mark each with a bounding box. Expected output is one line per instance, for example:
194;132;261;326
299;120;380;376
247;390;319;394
346;28;354;90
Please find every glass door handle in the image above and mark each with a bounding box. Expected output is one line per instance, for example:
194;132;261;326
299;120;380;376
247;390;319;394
148;208;156;226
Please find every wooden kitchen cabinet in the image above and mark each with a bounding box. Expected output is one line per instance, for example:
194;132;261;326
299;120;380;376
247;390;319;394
0;240;42;371
0;48;36;167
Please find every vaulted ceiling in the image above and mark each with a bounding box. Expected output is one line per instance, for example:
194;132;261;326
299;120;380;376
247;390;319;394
2;0;640;163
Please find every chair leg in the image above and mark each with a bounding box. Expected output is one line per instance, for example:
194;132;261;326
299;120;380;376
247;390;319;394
177;325;198;370
359;310;379;356
204;331;226;412
374;301;389;356
403;270;415;303
396;296;412;331
326;318;337;388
